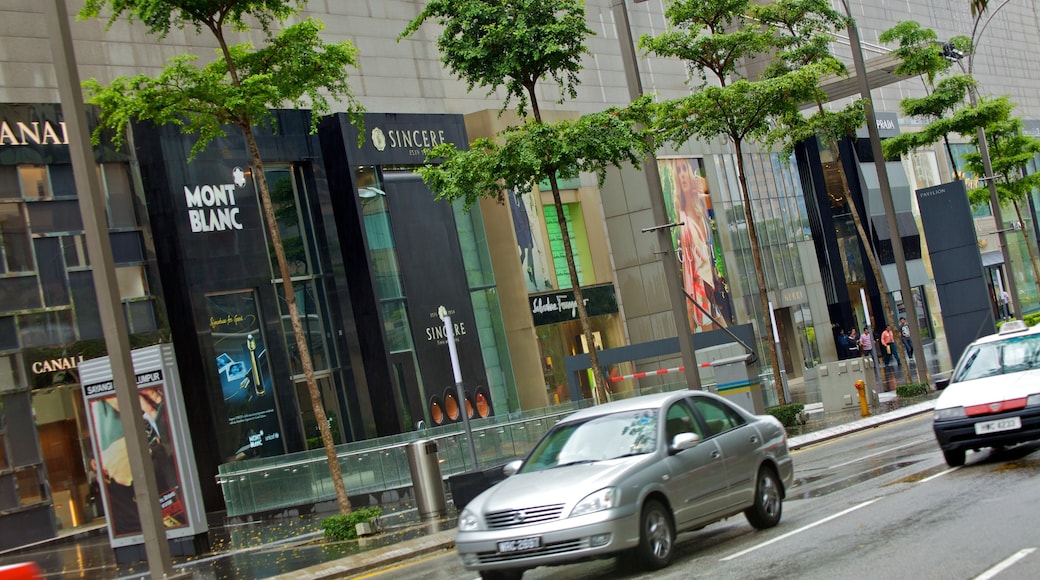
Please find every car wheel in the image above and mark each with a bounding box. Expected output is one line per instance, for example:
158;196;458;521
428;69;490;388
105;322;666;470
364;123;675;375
480;569;523;580
942;447;966;467
744;466;783;530
636;499;674;570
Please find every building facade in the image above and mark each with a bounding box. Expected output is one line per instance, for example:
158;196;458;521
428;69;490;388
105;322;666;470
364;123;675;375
2;0;1040;549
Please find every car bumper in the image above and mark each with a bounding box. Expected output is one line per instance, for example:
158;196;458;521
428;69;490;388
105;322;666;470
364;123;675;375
933;407;1040;452
455;505;640;571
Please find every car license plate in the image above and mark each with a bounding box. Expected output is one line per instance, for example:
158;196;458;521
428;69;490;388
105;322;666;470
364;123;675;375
497;536;541;553
975;416;1022;435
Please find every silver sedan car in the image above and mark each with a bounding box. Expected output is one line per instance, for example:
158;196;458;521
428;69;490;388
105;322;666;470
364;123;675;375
455;390;794;579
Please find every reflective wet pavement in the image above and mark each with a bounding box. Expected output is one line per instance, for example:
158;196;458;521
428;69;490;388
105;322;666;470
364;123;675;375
0;504;459;579
0;393;938;579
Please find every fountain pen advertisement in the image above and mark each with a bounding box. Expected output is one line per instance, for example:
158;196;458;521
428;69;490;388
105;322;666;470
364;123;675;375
207;290;282;462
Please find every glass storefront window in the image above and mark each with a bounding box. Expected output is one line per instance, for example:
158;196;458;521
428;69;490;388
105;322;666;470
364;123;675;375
542;203;591;290
101;163;138;229
17;166;50;199
15;466;44;505
265;167;313;278
17;310;75;348
280;280;330;377
115;265;148;299
359;168;404;301
380;300;413;353
0;202;33;273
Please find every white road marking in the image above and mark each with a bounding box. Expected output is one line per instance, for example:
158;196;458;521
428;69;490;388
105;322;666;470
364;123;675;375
919;466;959;483
828;439;928;470
974;548;1037;580
719;499;879;562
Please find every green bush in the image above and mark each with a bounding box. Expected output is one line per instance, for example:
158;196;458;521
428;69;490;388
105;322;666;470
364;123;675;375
320;506;383;541
896;382;929;398
1024;312;1040;327
767;403;805;427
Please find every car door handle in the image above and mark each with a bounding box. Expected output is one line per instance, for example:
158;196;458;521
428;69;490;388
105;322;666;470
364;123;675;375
711;450;722;460
749;435;759;444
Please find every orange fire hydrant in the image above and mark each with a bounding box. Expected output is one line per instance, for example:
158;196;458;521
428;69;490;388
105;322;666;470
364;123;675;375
854;379;870;417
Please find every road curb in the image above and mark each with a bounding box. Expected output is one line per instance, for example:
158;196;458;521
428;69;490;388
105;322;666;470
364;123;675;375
266;529;456;580
787;400;936;450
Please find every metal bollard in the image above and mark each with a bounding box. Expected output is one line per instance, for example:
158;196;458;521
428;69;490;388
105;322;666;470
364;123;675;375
854;379;870;417
406;439;447;520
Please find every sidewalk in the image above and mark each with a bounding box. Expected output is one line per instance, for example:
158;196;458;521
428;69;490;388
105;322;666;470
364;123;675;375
0;397;937;579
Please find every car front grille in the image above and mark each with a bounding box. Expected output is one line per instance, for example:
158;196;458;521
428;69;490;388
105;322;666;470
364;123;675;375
484;504;565;529
476;537;588;563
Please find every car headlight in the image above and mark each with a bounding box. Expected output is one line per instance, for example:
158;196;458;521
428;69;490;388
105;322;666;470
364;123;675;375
1027;394;1040;407
935;406;966;420
570;487;617;518
458;509;481;531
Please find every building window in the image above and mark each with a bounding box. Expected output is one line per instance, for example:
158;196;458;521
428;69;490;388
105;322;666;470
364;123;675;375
17;166;50;199
542;203;592;289
0;203;33;273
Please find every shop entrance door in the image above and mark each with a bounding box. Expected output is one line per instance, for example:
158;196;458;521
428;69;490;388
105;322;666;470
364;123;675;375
32;384;100;530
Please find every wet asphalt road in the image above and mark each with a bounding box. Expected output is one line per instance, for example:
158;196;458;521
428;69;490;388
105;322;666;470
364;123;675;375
367;414;1040;580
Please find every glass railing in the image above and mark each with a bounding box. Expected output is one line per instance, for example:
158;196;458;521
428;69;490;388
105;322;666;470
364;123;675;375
216;399;594;517
215;379;751;517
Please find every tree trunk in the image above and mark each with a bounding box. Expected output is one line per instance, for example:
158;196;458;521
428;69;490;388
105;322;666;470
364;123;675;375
528;92;610;404
243;128;352;515
733;141;786;406
213;26;351;515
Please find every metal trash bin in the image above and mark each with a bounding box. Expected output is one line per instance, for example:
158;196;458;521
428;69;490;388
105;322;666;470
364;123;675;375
406;439;447;520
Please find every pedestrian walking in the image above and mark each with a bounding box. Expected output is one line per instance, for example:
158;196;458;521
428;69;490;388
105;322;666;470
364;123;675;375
858;325;873;358
848;328;861;359
837;329;849;360
999;289;1011;320
899;316;914;361
880;324;898;367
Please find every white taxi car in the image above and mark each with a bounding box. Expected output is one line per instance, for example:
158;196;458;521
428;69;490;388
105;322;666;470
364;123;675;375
933;320;1040;466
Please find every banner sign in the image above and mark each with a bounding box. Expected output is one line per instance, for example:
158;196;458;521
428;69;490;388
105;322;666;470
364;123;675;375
79;344;208;547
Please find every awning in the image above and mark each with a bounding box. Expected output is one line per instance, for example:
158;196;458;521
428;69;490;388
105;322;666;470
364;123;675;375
981;250;1004;268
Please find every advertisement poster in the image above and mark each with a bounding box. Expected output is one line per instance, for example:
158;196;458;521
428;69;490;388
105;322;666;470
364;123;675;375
85;372;188;537
508;188;554;292
206;291;283;461
658;157;733;331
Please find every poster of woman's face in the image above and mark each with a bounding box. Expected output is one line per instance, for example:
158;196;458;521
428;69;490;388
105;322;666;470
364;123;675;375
658;157;733;331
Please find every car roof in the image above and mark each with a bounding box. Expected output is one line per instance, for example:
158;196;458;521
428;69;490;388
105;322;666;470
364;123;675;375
559;390;700;424
968;320;1040;348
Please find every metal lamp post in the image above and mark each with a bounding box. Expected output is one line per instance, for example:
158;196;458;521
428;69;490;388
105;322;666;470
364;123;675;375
612;0;702;391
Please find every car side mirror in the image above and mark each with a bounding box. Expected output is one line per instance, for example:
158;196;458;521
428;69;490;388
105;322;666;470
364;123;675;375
503;459;523;477
670;432;701;454
934;377;950;390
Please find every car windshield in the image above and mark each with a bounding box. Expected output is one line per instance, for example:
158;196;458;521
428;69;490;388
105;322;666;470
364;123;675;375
953;333;1040;382
520;409;658;473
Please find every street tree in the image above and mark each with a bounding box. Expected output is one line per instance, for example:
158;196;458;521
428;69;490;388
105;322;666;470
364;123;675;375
963;113;1040;288
878;22;983;176
641;0;834;405
80;0;364;515
399;0;654;404
755;0;913;384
